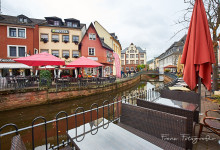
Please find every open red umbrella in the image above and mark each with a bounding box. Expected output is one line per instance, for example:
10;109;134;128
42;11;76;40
14;52;65;66
66;56;103;68
181;0;215;91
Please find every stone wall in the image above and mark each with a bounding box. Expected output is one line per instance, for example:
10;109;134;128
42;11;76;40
0;75;143;111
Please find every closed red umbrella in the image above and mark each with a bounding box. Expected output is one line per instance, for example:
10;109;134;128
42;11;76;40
14;52;65;66
66;56;103;68
181;0;215;91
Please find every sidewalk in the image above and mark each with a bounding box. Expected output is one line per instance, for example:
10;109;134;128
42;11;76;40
193;85;220;150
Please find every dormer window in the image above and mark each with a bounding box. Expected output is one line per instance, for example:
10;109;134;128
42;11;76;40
67;22;72;27
54;21;59;26
73;23;77;27
19;17;27;23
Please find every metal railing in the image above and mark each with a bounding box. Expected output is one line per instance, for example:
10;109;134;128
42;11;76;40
0;88;161;150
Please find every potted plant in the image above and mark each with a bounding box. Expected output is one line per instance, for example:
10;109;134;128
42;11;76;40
74;41;79;45
42;38;48;43
64;40;69;43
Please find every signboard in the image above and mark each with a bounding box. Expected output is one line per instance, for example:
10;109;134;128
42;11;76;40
0;59;15;62
87;57;98;61
51;29;69;34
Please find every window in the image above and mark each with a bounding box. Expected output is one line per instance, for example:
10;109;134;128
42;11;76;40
41;49;49;53
87;68;95;74
126;54;129;58
141;60;144;64
9;46;16;57
18;29;25;38
130;54;135;58
8;27;26;38
40;34;49;41
62;35;69;42
121;54;124;59
67;22;72;27
126;60;129;64
136;60;139;64
131;67;134;71
52;50;59;57
9;28;16;37
126;67;129;71
121;60;124;65
89;33;96;40
72;35;79;42
130;60;134;64
88;48;95;56
73;23;78;27
19;18;27;23
130;50;134;53
135;50;137;53
136;54;138;58
72;50;79;58
62;50;70;58
52;34;59;42
18;47;25;57
121;67;124;71
54;21;59;26
8;45;26;57
140;54;144;58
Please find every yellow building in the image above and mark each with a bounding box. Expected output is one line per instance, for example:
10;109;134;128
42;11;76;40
39;17;86;65
94;21;122;76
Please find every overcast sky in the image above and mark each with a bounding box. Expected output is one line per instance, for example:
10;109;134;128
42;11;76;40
2;0;190;60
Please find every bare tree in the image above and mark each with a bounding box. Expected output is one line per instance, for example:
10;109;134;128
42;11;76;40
178;0;220;90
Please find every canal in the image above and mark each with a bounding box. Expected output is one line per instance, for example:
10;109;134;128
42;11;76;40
0;80;163;150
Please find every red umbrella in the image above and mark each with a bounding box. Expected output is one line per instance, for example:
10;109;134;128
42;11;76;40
66;56;103;68
181;0;215;91
14;52;65;66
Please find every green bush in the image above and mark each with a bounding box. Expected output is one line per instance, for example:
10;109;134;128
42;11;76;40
40;70;52;87
164;69;171;72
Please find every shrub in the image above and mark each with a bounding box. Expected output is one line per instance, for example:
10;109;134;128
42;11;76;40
40;70;52;87
164;69;171;72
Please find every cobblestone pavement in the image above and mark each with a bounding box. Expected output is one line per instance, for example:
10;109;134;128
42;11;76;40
193;85;220;150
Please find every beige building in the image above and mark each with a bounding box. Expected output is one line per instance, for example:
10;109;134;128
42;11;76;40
94;21;122;76
39;17;86;65
121;43;146;72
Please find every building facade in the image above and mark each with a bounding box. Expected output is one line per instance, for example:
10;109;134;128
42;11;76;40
121;43;146;72
0;14;44;77
158;35;186;74
94;21;122;76
39;17;86;64
38;17;86;77
80;23;114;77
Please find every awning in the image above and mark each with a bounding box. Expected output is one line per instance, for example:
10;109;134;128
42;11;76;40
164;65;177;69
0;63;32;69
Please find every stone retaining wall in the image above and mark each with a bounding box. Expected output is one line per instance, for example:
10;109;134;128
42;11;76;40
0;74;165;111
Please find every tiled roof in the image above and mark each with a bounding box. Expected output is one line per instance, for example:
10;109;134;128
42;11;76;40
147;59;154;64
0;14;45;26
100;38;113;51
121;46;145;54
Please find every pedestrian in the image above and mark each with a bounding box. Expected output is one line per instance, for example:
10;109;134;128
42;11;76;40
128;70;131;77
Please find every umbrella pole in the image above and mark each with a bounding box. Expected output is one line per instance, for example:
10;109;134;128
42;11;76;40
198;77;202;113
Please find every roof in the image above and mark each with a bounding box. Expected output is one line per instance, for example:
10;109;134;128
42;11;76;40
0;14;45;26
164;65;177;68
94;21;121;49
157;35;187;59
147;59;154;64
80;23;113;51
121;46;145;54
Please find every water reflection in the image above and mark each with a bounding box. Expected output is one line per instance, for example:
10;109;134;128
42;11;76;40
0;81;163;149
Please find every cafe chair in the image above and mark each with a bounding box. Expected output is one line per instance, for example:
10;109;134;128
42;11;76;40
198;110;220;137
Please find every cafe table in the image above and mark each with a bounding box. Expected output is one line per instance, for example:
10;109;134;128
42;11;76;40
67;118;162;150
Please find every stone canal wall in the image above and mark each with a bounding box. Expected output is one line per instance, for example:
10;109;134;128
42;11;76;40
0;74;164;111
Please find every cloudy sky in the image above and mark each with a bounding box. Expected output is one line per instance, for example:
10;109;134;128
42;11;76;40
2;0;190;60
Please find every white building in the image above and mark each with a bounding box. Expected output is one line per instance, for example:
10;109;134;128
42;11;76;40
158;35;186;74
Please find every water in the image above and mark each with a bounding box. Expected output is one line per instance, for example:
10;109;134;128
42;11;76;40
0;81;163;150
